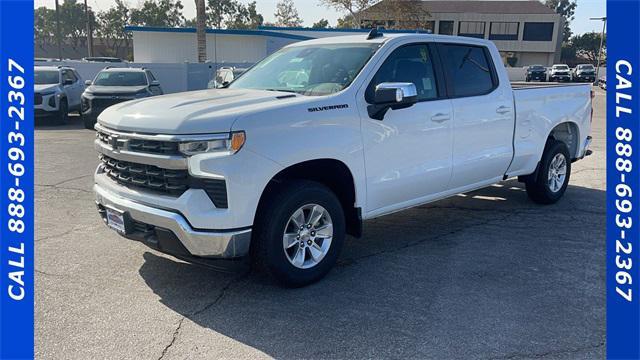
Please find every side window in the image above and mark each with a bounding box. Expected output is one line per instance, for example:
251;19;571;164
366;44;438;103
62;70;76;84
438;44;496;98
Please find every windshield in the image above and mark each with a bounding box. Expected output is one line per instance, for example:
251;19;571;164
93;71;147;86
578;65;595;70
554;65;569;70
229;44;380;96
35;70;59;85
529;66;545;71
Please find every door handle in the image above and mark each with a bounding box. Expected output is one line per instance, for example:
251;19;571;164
431;113;450;123
496;106;512;114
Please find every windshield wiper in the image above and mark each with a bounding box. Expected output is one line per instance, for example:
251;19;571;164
265;88;299;94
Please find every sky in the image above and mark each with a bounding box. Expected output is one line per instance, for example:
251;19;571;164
33;0;606;35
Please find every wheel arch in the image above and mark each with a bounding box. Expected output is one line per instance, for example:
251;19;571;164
255;158;363;238
547;121;580;160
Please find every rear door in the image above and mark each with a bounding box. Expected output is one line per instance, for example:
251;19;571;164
437;43;515;189
358;42;454;213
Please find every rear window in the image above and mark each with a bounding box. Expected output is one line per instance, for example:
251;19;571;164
438;44;496;98
94;71;148;86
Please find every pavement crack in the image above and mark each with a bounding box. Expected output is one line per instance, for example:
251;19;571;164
156;273;250;360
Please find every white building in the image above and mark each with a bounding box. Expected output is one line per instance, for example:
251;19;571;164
126;26;425;65
127;0;563;67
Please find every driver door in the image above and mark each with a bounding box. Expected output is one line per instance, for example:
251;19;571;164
357;43;454;214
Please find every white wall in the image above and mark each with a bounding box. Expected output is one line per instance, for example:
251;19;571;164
132;31;271;64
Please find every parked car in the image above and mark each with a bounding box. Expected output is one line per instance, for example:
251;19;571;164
548;64;572;82
81;67;163;129
572;64;597;82
525;64;547;82
93;32;593;287
34;66;84;124
207;66;248;89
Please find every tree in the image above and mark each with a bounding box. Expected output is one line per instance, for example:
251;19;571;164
274;0;303;27
34;7;56;49
369;0;431;30
319;0;375;28
312;18;330;28
95;0;131;56
571;32;606;64
130;0;186;27
225;1;264;29
195;0;206;62
545;0;577;42
206;0;237;29
58;0;93;49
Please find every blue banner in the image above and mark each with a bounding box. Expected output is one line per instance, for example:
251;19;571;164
607;0;640;359
0;0;34;359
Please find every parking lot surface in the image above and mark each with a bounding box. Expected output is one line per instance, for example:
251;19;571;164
35;89;606;359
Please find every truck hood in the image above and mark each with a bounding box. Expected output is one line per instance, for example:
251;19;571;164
87;85;148;95
98;88;301;134
35;84;59;94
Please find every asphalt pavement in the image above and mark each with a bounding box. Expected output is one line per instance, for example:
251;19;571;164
35;88;606;359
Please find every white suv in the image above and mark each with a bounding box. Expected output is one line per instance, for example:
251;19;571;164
34;66;84;124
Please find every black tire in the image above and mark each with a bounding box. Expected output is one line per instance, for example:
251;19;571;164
55;98;69;125
252;180;346;287
83;113;96;130
525;140;571;204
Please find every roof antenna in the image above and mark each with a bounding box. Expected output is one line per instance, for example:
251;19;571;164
367;27;384;40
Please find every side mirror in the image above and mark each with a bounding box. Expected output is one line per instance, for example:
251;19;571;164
367;82;418;120
85;80;92;86
63;79;74;86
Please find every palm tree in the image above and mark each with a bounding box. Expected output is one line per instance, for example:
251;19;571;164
195;0;206;63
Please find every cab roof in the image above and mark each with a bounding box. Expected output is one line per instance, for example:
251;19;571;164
285;33;494;48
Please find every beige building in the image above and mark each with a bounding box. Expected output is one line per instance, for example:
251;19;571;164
359;0;563;66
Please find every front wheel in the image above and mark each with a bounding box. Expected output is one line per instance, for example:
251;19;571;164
252;180;345;287
83;113;96;130
55;99;69;125
525;140;571;204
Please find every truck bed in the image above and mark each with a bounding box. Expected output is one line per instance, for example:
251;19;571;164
506;82;592;178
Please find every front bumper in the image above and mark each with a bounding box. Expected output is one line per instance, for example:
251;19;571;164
94;183;252;258
527;73;546;80
575;74;595;82
550;74;571;82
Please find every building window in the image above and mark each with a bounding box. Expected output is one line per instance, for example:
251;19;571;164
523;22;554;41
489;22;519;40
438;21;454;35
458;21;485;39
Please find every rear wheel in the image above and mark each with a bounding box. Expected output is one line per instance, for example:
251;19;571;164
525;140;571;204
252;180;345;287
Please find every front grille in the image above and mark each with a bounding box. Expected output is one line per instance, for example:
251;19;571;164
99;154;229;208
35;93;42;105
91;97;126;109
96;130;181;156
128;139;180;155
100;154;189;195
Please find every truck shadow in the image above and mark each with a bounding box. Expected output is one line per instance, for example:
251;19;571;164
137;180;605;358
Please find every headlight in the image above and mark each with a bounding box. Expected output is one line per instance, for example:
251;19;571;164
178;132;245;156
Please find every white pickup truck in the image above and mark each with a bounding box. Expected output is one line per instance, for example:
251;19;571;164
93;32;593;287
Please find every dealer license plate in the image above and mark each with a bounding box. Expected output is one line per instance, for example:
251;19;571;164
106;208;127;234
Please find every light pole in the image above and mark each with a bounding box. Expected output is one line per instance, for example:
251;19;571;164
590;16;606;85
